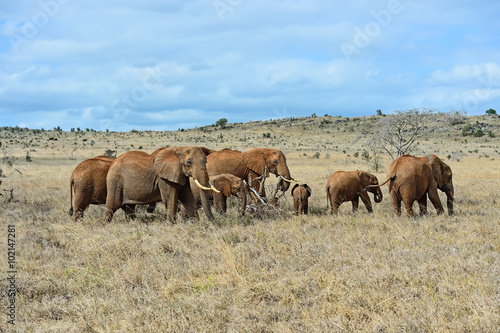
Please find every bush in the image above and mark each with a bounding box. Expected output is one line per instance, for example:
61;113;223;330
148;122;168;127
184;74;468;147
104;149;117;158
474;129;484;137
462;123;472;136
215;118;228;129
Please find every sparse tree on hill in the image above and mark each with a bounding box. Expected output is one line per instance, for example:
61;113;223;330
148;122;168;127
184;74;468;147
215;118;228;129
485;108;497;115
372;108;439;160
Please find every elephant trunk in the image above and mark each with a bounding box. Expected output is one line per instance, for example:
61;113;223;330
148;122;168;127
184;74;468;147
238;182;247;216
446;183;454;215
277;164;292;192
193;168;215;222
373;189;383;203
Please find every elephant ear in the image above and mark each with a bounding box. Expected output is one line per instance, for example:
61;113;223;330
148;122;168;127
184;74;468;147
214;177;232;197
153;148;186;185
291;183;299;197
430;154;444;188
358;171;371;188
198;146;216;156
245;149;269;176
303;184;312;197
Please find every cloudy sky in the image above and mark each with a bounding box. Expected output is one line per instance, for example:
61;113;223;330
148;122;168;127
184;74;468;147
1;0;499;131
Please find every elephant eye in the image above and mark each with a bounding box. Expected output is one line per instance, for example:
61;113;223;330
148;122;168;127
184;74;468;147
273;159;278;165
186;159;192;166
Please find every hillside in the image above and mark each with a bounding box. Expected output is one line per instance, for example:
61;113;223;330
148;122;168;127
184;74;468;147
0;113;499;332
2;113;499;163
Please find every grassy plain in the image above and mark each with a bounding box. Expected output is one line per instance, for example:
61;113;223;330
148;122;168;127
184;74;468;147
1;115;499;332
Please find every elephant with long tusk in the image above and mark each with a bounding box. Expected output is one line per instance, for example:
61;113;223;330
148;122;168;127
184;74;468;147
194;178;221;193
206;148;296;202
105;146;215;223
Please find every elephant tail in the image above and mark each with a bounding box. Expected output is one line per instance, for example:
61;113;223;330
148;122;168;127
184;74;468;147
325;185;330;209
363;176;392;191
69;177;74;217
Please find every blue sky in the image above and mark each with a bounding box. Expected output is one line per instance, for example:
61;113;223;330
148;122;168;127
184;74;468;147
1;0;499;131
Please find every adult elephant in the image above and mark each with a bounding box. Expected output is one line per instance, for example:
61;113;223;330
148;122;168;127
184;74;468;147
104;147;216;223
206;148;297;200
69;155;115;221
189;173;247;216
367;154;453;217
423;154;454;215
325;170;383;215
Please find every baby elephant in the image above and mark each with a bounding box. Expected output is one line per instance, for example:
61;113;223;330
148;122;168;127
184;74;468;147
325;170;383;215
291;184;312;215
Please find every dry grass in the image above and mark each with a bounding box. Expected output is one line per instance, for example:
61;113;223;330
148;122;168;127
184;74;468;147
1;115;499;332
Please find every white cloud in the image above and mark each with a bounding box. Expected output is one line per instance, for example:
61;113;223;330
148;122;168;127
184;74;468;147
1;0;500;130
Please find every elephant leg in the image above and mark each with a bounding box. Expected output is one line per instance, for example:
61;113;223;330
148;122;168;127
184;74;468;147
326;194;333;215
331;196;342;215
178;205;188;221
213;193;227;214
351;196;359;214
402;197;415;217
359;192;373;213
220;196;228;214
179;185;199;220
332;203;339;215
390;190;402;216
304;202;309;215
159;182;178;222
165;195;178;222
104;209;114;223
72;191;91;221
428;187;444;215
122;204;136;221
104;185;122;223
417;194;428;216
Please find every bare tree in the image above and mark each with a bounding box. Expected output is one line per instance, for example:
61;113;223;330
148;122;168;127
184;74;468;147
373;108;439;160
361;141;384;172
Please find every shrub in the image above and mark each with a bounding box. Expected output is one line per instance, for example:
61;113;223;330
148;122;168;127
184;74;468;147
474;129;484;137
104;149;117;158
462;123;472;136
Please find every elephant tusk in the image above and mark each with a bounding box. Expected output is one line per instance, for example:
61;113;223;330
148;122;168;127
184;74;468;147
194;179;212;191
281;177;300;183
210;182;221;193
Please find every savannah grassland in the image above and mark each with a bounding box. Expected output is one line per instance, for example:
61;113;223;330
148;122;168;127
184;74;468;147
1;114;499;332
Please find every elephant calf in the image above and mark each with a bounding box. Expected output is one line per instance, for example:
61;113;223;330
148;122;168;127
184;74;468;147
325;170;383;215
291;184;312;215
190;173;247;215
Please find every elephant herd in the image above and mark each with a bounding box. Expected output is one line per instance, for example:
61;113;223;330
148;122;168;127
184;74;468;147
69;146;454;223
69;147;295;223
